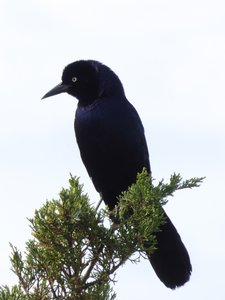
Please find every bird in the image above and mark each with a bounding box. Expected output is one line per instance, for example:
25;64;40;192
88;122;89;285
42;59;192;289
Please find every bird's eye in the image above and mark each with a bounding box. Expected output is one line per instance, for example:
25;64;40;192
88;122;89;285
72;77;77;83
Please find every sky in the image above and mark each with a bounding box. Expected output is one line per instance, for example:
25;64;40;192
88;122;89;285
1;0;225;299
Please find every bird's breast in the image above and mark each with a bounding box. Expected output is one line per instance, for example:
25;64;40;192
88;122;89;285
74;98;150;206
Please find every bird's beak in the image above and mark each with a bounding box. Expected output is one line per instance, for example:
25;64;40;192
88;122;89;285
41;82;70;99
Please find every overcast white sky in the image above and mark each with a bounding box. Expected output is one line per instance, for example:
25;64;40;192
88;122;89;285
1;0;225;299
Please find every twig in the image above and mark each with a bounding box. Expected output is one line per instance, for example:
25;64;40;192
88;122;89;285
95;197;103;212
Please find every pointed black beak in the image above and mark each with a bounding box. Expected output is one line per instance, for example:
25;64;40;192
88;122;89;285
42;82;70;99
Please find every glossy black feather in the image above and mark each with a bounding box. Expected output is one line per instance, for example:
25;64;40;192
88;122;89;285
43;59;192;289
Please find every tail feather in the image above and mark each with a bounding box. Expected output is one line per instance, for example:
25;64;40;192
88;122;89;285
148;211;192;289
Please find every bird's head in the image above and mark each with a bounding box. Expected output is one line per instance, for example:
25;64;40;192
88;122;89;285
42;60;125;106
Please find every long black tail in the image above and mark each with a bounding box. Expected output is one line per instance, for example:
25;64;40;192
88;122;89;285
148;210;192;289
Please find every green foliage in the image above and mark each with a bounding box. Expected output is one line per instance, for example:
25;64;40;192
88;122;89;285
0;285;26;300
0;170;204;300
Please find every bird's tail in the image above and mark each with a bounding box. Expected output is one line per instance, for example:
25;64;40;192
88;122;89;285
147;210;192;289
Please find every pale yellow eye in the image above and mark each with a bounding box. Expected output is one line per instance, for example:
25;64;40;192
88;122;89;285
72;77;77;83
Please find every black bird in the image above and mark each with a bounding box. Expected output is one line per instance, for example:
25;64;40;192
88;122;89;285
42;60;192;289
